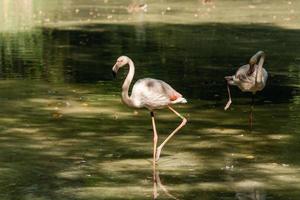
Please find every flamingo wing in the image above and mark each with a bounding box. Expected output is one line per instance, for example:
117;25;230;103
235;65;252;82
131;78;183;109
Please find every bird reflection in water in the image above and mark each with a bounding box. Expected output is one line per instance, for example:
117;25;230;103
152;166;179;200
127;2;148;13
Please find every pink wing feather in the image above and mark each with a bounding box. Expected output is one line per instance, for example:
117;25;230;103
131;78;184;109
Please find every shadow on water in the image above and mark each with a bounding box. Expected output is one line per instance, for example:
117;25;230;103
0;12;300;200
0;79;299;200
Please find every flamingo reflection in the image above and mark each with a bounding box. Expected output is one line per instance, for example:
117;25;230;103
153;166;179;200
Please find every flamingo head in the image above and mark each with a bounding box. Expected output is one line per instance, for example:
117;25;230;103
112;56;130;78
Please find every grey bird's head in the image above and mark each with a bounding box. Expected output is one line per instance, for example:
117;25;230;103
112;56;130;78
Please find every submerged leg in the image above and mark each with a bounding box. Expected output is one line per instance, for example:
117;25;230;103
156;106;187;162
224;83;232;110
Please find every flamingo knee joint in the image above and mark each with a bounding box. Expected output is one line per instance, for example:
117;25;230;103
182;118;187;126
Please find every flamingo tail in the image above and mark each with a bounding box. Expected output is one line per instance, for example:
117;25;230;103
171;97;187;104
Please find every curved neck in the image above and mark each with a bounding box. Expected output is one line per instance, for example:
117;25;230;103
248;51;265;76
121;59;135;107
256;52;265;83
256;52;265;71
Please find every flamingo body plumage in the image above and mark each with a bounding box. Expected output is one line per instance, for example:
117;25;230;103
227;64;268;93
130;78;187;110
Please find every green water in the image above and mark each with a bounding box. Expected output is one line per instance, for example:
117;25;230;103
0;0;300;199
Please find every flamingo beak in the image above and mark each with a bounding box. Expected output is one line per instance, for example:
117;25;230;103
224;76;233;81
112;64;118;79
112;70;117;78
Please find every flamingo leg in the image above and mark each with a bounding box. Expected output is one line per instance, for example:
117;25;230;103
249;94;255;130
151;112;158;167
224;83;232;110
156;106;187;162
151;111;159;199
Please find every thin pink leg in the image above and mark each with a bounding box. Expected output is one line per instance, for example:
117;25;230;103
249;109;253;131
224;84;232;110
151;112;158;199
156;106;187;162
151;112;158;166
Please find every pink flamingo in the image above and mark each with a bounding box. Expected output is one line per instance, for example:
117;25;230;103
112;56;187;165
224;51;268;128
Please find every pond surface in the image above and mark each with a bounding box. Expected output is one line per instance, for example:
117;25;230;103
0;0;300;199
